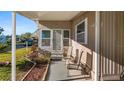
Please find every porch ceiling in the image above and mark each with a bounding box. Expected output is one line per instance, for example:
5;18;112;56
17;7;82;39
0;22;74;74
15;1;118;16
18;11;81;21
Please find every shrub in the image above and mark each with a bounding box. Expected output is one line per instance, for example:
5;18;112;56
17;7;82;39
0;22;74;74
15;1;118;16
38;48;51;57
33;54;50;64
0;44;7;50
27;51;38;60
31;45;37;52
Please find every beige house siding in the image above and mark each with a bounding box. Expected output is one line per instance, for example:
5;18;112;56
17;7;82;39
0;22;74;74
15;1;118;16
71;11;95;51
38;21;72;50
71;12;95;80
39;21;72;29
100;12;124;80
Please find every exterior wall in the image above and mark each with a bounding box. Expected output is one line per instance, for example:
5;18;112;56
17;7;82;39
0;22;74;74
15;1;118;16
38;21;72;51
39;21;72;29
71;12;95;50
100;12;124;80
71;11;95;80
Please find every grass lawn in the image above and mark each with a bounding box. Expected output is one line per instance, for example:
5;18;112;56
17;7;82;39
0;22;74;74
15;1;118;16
0;66;11;80
0;45;11;53
0;47;31;81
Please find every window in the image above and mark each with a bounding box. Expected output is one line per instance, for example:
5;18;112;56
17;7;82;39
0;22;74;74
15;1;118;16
41;30;51;46
63;30;69;46
76;18;88;44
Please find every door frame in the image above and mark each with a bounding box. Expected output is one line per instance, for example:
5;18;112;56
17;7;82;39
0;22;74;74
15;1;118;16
52;29;63;51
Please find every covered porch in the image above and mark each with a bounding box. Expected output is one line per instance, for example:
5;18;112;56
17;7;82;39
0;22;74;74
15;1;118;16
11;11;100;81
46;60;90;81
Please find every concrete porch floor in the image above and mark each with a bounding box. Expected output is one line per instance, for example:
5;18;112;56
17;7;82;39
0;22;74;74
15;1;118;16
45;60;91;81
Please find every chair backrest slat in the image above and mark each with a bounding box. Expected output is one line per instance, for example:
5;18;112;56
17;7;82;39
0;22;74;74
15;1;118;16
77;50;84;64
67;46;73;58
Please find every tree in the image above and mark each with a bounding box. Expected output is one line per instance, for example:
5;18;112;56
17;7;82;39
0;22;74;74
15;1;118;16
0;27;7;51
6;35;11;45
0;27;4;35
0;27;4;41
21;32;32;39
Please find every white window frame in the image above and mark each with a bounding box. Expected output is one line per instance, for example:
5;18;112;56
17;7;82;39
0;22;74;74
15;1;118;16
63;29;70;47
41;30;51;47
75;18;88;44
40;29;70;51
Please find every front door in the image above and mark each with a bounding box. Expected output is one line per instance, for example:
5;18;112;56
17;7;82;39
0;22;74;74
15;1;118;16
53;30;62;51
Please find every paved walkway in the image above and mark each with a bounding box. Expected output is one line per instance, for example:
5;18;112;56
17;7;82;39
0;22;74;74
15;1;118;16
46;60;90;81
46;61;68;80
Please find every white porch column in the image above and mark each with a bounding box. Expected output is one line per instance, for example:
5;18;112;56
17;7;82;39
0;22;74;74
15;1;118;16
95;11;100;81
12;11;16;81
35;20;41;48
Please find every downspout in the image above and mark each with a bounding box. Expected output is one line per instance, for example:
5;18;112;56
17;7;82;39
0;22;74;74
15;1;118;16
12;11;16;81
95;11;100;81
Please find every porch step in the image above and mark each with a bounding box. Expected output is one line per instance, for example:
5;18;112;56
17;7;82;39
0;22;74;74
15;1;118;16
51;51;63;60
60;75;91;81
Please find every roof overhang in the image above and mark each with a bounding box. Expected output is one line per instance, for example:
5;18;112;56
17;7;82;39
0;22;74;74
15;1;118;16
18;11;82;21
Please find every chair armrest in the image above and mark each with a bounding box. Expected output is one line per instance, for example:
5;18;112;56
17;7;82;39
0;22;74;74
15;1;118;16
67;63;78;69
80;63;92;75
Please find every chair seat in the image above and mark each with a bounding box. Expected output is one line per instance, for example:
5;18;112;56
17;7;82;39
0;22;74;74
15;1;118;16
67;64;82;70
67;64;77;69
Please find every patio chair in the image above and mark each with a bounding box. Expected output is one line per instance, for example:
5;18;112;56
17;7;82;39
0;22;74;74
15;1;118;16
67;49;84;70
66;49;83;77
67;50;92;77
120;70;124;81
79;52;92;77
64;46;75;64
65;46;73;59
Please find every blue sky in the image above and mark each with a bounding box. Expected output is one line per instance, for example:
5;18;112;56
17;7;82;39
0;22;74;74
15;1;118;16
0;11;37;35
